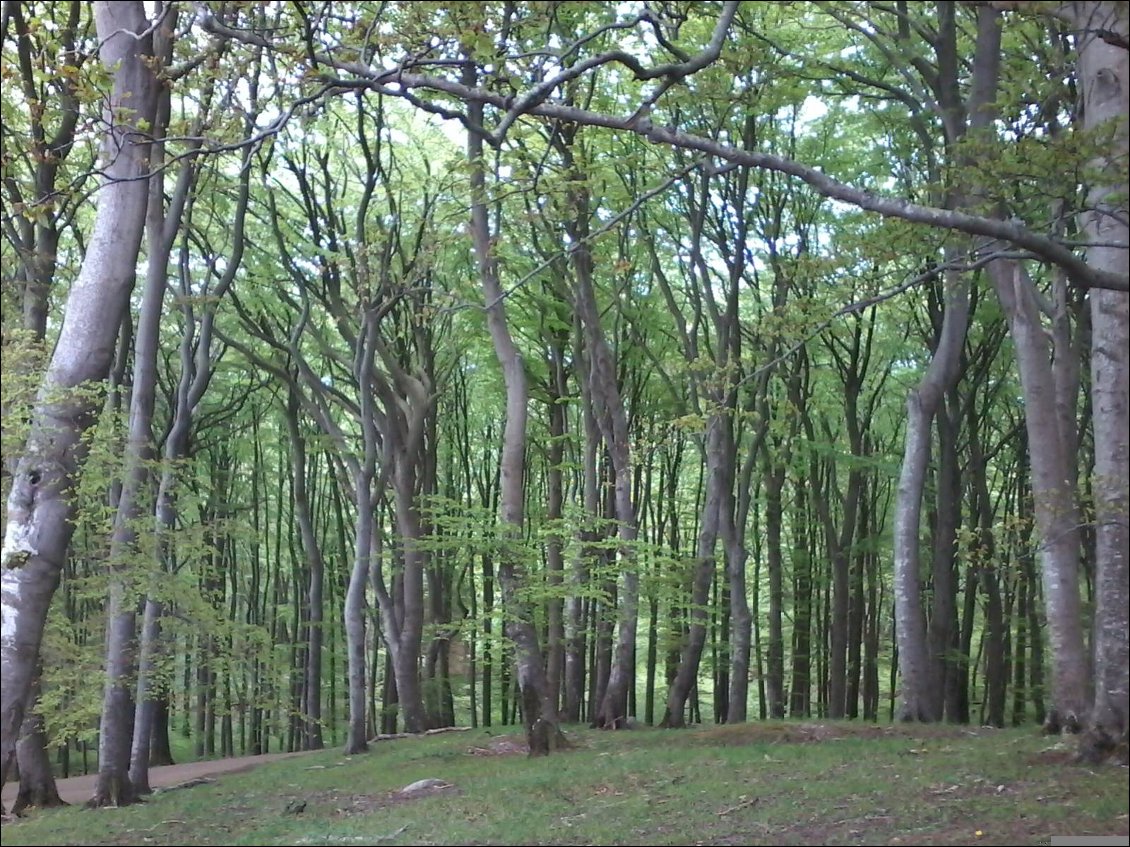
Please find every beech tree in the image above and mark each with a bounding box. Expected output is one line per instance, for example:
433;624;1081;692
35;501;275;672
1;0;161;799
2;0;1125;780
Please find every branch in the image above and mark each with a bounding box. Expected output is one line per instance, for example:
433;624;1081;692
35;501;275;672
196;4;1129;293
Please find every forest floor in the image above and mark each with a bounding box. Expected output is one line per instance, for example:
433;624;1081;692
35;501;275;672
1;749;316;809
1;722;1127;846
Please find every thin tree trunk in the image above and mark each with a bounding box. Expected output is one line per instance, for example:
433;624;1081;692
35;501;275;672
466;67;563;754
663;417;724;727
765;463;786;719
790;472;813;718
544;350;568;716
284;390;325;750
564;341;600;723
929;399;962;723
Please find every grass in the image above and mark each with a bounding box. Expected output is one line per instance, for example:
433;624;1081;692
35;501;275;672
3;722;1127;846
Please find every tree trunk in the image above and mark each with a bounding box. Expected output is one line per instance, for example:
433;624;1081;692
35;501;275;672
389;468;427;735
284;390;325;750
345;463;374;755
968;411;1007;728
13;678;66;814
663;416;724;727
893;263;969;723
790;472;813;718
928;399;962;722
564;370;598;723
724;424;753;724
1070;0;1129;761
893;4;1004;723
0;1;159;797
544;352;568;717
989;259;1091;730
466;68;563;753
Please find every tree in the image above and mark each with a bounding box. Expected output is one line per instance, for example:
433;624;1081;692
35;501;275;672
1068;0;1128;758
3;0;1125;779
1;0;160;799
466;62;564;754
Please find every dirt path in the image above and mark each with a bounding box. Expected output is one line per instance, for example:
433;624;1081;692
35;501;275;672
2;749;318;809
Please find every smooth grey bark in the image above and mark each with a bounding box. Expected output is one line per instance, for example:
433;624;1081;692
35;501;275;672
1069;0;1130;760
345;315;379;755
89;220;166;805
723;421;755;724
892;265;967;723
466;75;562;754
0;0;159;798
928;398;962;722
564;341;600;724
3;3;84;810
385;445;428;736
765;462;787;720
893;4;1003;722
820;316;870;719
650;156;749;727
968;405;1008;728
91;9;184;803
988;259;1091;728
544;345;568;716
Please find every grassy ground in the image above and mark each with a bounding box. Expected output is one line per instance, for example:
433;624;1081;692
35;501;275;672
2;722;1127;846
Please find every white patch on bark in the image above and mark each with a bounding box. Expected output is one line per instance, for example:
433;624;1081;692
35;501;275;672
1;519;37;569
1;567;22;644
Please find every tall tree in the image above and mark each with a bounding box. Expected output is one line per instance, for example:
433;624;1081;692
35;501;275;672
465;62;563;754
0;0;160;798
1068;0;1128;757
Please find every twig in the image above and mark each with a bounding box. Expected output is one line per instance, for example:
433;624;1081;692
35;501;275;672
153;778;215;794
368;726;474;743
718;796;759;816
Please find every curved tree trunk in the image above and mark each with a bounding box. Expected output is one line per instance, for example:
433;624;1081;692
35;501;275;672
466;68;564;754
557;167;640;730
663;417;724;726
892;270;968;723
893;3;1004;723
345;317;379;755
0;1;159;799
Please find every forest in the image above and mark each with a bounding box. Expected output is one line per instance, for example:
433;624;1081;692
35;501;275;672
0;0;1127;819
